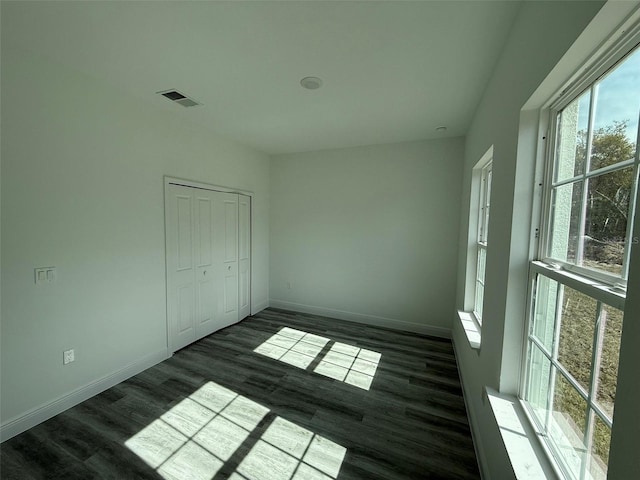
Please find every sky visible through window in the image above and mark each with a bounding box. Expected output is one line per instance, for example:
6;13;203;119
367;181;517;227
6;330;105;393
577;47;640;142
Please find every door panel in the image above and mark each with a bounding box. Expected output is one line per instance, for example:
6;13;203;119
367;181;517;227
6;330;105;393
177;196;193;271
196;197;212;267
219;194;239;327
167;186;196;351
238;195;251;320
224;200;238;262
177;284;194;334
195;192;217;337
224;274;239;314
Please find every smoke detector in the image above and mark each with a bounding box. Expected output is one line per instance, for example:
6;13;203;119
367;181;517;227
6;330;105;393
300;76;323;90
157;89;201;107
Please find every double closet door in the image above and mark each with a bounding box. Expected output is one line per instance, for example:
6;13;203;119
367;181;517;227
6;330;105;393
166;183;250;353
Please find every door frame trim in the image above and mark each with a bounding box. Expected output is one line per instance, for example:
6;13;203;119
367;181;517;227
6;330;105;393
163;176;253;352
164;176;254;197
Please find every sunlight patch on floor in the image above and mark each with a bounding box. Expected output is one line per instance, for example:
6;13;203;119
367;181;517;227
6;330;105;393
254;328;381;390
314;343;381;390
125;381;345;480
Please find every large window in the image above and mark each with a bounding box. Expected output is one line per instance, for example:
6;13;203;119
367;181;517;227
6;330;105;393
521;43;639;480
474;161;493;323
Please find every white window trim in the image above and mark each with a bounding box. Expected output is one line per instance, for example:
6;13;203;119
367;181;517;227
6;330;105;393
473;160;493;323
518;19;640;480
458;147;493;350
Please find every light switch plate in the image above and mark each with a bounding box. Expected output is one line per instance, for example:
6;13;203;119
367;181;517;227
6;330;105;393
35;267;56;284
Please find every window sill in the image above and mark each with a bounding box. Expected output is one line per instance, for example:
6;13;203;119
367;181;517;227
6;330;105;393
457;310;481;350
485;387;560;480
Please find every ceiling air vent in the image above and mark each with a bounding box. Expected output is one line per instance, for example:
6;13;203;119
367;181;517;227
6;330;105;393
157;89;201;108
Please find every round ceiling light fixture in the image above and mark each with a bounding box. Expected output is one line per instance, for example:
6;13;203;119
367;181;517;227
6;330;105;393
300;76;323;90
435;126;447;133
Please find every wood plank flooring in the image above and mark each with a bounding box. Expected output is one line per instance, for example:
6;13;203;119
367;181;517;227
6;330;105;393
0;308;480;479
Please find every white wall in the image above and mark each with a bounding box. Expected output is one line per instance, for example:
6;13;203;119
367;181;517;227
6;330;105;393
0;45;270;431
452;1;619;478
270;139;463;336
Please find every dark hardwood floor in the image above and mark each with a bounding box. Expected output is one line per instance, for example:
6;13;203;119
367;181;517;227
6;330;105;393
0;308;480;479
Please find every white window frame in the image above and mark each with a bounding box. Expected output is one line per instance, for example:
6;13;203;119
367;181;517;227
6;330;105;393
458;147;494;350
520;28;640;480
539;42;640;289
473;160;493;324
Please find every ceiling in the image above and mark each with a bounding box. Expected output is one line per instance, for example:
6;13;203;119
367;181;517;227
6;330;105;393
2;1;521;155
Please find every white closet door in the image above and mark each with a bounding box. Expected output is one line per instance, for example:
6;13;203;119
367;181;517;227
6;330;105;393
194;191;218;339
166;183;250;353
238;194;251;320
217;192;239;328
166;184;197;351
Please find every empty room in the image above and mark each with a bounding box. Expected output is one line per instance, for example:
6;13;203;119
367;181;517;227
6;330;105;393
1;1;639;479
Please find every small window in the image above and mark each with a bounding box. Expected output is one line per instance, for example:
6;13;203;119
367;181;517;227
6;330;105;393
474;161;493;323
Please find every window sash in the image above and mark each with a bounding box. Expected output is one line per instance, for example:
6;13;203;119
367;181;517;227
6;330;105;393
521;34;640;480
522;264;621;480
540;47;640;286
474;160;492;323
478;162;492;245
473;244;487;322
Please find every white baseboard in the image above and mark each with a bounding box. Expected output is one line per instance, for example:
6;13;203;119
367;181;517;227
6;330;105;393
452;335;489;479
0;349;170;442
269;299;451;338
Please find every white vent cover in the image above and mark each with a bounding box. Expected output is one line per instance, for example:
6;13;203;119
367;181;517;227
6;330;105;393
157;89;201;107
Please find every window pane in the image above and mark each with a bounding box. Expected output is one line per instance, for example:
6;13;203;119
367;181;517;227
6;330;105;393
550;373;587;479
589;414;611;480
556;91;591;182
525;343;552;426
558;286;597;393
589;47;640;171
476;247;486;282
483;167;492;243
583;167;634;275
596;304;623;419
474;282;484;320
548;182;583;263
531;275;559;352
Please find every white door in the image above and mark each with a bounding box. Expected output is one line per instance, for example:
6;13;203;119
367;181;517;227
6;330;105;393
238;194;251;320
166;185;198;351
166;183;250;352
194;190;217;339
217;193;239;328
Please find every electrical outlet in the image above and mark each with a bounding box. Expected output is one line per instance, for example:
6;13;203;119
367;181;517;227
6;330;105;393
63;349;75;365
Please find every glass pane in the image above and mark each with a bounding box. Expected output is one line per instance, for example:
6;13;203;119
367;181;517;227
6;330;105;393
476;247;486;282
590;47;640;171
525;343;552;426
583;167;633;275
550;373;588;479
589;414;611;480
484;168;492;243
556;91;591;182
474;281;484;320
531;275;559;352
548;182;583;263
558;286;597;393
596;304;623;419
